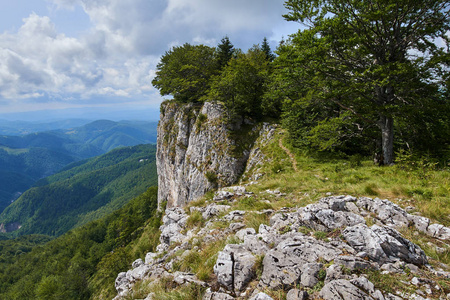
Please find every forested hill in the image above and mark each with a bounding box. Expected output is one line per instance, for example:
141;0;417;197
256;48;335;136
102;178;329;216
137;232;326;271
0;144;157;237
0;120;158;214
0;186;161;300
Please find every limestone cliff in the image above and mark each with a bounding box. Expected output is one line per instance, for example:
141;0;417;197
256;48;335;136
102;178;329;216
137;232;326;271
157;101;269;208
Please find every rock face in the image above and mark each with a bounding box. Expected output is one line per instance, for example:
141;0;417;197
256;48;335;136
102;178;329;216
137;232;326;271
157;101;274;208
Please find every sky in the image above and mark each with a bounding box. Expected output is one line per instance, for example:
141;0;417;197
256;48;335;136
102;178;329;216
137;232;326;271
0;0;300;121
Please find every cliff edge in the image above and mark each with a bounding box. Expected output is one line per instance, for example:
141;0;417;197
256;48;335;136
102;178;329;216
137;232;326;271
157;100;271;208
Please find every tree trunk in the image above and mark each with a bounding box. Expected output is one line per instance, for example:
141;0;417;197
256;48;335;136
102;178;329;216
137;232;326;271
379;114;394;165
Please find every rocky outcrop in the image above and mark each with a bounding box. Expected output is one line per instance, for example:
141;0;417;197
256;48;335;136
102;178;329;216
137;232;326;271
157;101;274;208
113;189;450;299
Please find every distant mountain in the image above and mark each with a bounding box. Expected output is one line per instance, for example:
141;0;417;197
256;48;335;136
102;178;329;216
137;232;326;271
0;144;157;237
0;120;158;213
0;119;92;135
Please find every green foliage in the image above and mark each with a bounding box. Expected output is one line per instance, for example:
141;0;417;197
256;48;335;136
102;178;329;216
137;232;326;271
0;187;160;300
216;36;235;69
261;37;275;62
152;43;219;103
0;144;158;237
204;171;218;185
280;0;450;163
208;46;270;119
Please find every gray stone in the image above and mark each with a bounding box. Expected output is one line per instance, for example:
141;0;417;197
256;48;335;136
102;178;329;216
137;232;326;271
172;271;207;287
202;288;235;300
202;204;231;219
145;252;158;264
260;234;341;289
115;272;129;296
214;244;256;292
342;224;427;266
223;210;246;222
356;197;409;228
350;277;375;294
320;279;373;300
300;263;323;288
315;209;365;230
286;289;308;300
126;263;151;283
249;292;274;300
157;101;271;208
229;222;246;232
236;227;256;240
334;255;374;271
325;264;349;284
132;258;144;269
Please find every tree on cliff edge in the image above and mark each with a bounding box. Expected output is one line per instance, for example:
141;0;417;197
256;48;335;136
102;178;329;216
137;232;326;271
152;43;218;103
283;0;450;164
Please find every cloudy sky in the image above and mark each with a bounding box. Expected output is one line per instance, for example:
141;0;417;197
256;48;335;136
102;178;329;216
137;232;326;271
0;0;299;120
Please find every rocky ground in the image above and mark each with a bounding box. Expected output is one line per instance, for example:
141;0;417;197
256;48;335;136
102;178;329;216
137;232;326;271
113;186;450;300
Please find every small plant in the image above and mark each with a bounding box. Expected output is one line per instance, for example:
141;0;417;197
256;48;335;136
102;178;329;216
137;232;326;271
298;226;312;235
197;113;207;124
364;183;379;196
313;231;328;241
280;225;291;234
271;161;284;174
205;171;218;185
349;154;363;167
253;255;265;279
186;211;204;229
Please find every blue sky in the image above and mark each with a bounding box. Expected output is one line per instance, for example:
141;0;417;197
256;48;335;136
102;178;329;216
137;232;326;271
0;0;299;120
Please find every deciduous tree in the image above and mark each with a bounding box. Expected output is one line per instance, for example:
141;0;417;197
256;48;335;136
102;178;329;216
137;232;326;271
283;0;450;164
152;43;218;103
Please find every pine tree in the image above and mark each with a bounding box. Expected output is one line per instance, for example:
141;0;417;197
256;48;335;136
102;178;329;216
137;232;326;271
216;36;234;69
261;37;275;62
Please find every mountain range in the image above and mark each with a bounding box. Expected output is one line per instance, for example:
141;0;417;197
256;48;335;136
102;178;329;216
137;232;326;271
0;143;157;237
0;119;158;213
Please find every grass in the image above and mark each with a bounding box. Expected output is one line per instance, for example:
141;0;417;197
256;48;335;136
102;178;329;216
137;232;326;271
243;129;450;227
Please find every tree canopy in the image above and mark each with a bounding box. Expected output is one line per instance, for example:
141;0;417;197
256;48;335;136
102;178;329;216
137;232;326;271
151;43;218;103
282;0;450;164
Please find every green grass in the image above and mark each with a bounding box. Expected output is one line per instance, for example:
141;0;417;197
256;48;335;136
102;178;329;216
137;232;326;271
243;129;450;226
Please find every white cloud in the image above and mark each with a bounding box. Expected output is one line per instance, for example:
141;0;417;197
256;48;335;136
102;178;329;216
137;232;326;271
0;0;297;113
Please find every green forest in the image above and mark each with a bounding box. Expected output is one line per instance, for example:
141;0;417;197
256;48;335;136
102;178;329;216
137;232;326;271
152;0;449;166
0;186;161;300
0;144;158;237
0;120;158;213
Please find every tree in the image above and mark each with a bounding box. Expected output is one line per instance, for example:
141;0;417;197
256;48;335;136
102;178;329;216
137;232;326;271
261;37;276;62
283;0;450;164
152;43;218;103
217;36;235;69
208;46;270;119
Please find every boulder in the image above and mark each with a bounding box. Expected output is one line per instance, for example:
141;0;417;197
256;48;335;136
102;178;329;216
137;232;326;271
214;244;256;292
260;234;341;289
249;292;274;300
342;224;427;266
320;279;374;300
286;289;308;300
203;288;235;300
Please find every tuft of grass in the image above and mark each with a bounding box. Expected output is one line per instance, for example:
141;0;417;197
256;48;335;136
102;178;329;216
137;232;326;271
186;211;205;229
244;212;270;232
313;231;328;241
146;278;205;300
